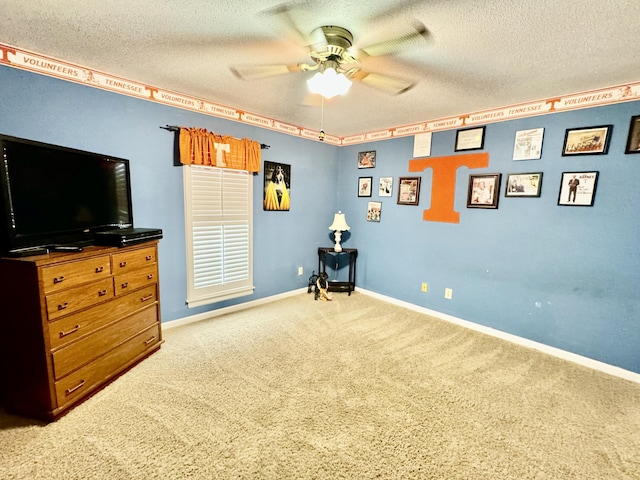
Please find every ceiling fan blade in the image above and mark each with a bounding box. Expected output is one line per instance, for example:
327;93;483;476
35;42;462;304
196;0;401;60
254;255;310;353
350;70;415;95
230;64;305;80
359;20;429;57
308;26;328;51
261;2;323;48
301;92;323;107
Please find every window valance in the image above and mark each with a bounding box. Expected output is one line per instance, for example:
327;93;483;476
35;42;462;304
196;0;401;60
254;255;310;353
178;127;261;173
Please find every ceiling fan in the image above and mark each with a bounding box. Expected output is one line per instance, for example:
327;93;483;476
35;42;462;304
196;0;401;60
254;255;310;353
230;7;429;98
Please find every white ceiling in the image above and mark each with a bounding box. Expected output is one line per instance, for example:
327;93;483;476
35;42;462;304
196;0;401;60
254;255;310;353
2;0;639;137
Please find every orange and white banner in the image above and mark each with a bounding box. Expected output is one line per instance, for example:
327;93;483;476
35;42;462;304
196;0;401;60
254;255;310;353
1;42;639;147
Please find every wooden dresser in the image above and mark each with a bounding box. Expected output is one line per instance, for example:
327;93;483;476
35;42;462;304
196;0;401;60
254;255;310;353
0;241;162;421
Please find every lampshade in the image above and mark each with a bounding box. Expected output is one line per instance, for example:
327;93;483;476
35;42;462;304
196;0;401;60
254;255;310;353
328;211;350;232
307;68;352;99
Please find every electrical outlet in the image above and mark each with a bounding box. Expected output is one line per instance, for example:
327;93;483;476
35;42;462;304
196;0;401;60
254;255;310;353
444;288;453;299
421;282;428;292
297;266;303;276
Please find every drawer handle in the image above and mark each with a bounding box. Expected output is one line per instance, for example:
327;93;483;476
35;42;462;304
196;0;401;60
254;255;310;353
141;294;153;302
59;325;80;338
146;255;152;261
57;302;69;311
147;273;154;280
53;276;65;284
121;282;129;289
119;261;127;268
144;336;157;346
95;266;104;273
98;289;107;297
65;380;86;396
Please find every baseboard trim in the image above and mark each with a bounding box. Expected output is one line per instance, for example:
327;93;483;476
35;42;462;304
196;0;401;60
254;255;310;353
358;288;640;385
162;287;308;331
163;287;640;385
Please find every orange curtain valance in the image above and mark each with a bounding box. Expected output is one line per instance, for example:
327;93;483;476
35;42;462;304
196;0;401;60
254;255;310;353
178;127;261;173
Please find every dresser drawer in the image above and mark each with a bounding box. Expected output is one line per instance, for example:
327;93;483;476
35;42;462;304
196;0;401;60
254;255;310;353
48;284;158;350
41;255;112;294
52;304;159;380
54;323;161;409
111;246;157;274
114;265;158;295
0;241;162;421
45;278;115;321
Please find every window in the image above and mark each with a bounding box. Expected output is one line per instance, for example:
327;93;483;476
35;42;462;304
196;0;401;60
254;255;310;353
183;165;254;307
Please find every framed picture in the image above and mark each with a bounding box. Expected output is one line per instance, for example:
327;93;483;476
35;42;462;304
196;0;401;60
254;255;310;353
263;161;291;211
562;125;612;156
513;128;544;160
397;177;421;205
378;177;393;197
625;115;640;154
358;176;372;197
467;173;501;208
413;132;432;157
366;201;382;222
357;150;376;168
558;171;599;206
455;126;485;151
505;172;543;197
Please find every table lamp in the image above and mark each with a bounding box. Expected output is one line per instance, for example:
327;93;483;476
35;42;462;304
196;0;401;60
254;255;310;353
328;211;350;252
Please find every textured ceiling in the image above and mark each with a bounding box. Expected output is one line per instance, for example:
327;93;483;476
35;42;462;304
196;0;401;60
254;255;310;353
1;0;639;137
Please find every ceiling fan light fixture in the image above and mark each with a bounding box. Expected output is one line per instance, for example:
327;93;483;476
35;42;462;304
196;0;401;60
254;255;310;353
306;67;352;99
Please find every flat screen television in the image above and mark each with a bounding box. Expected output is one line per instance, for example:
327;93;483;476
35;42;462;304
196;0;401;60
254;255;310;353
0;134;133;255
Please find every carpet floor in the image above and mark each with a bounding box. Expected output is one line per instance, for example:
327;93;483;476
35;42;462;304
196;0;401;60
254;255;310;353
1;292;639;479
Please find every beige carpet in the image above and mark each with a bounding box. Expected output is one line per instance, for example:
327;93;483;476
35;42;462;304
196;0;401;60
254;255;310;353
1;292;639;479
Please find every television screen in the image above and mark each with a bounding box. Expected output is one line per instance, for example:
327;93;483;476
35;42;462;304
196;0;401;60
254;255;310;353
0;135;133;254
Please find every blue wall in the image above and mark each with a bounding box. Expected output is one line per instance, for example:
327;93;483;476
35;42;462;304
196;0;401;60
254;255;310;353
336;102;640;373
1;65;638;373
0;67;340;322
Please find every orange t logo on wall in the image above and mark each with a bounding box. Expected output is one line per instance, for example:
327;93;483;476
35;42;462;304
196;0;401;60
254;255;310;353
409;153;490;224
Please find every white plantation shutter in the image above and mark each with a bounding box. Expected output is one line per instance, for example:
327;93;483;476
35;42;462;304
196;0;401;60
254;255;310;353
183;165;254;307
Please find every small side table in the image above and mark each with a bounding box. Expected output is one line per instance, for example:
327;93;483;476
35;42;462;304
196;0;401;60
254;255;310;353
317;247;358;295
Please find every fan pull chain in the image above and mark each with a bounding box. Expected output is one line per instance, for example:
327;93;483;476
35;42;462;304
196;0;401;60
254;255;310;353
319;96;325;142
